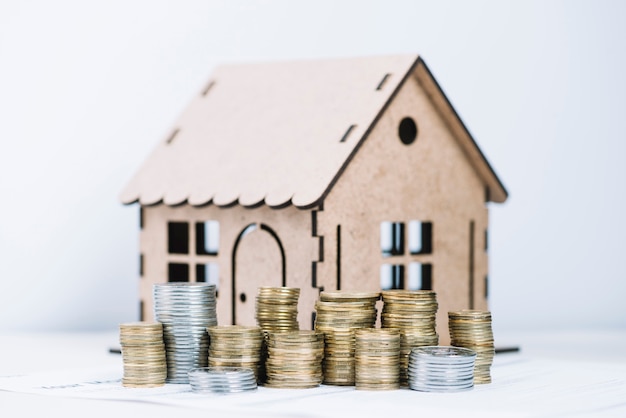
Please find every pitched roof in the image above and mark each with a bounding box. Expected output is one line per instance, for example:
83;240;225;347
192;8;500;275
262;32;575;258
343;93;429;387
120;54;507;208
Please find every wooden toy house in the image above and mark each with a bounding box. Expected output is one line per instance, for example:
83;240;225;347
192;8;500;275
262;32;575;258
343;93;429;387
120;54;508;342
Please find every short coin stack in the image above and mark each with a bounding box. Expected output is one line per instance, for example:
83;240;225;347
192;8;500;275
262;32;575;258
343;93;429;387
381;290;439;385
119;322;167;388
408;346;476;392
354;328;401;390
207;325;264;382
153;283;218;383
314;291;380;385
255;287;300;333
448;310;495;384
188;367;257;393
264;330;324;388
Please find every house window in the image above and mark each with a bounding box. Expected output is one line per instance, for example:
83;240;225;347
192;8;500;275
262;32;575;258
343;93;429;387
168;222;189;254
380;220;433;291
196;221;219;255
166;219;220;289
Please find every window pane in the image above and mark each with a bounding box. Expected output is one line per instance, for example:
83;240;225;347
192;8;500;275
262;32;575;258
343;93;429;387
168;263;189;282
380;264;404;290
168;222;189;254
409;220;432;255
408;221;422;254
408;262;433;290
196;221;219;255
408;262;422;290
381;221;404;256
196;263;219;290
392;265;405;289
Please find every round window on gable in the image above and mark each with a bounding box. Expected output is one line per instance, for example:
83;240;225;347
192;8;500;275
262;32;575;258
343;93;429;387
398;117;418;145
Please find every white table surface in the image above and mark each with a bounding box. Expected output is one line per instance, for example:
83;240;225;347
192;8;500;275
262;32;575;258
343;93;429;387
1;329;625;418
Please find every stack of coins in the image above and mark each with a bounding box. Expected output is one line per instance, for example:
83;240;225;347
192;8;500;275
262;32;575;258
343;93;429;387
314;291;380;386
207;325;264;381
354;328;401;390
408;346;476;392
188;367;257;393
255;287;300;333
448;310;495;384
119;322;167;388
264;330;324;388
381;290;439;385
153;283;217;383
255;287;300;384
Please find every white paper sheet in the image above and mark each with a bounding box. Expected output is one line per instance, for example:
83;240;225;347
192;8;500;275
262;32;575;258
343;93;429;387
1;354;626;417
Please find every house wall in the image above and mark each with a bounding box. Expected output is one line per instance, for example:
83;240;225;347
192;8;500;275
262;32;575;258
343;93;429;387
139;204;319;329
318;73;489;344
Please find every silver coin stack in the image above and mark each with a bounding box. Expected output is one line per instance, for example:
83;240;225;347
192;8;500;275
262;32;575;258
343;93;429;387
408;346;476;392
188;367;257;393
153;283;217;383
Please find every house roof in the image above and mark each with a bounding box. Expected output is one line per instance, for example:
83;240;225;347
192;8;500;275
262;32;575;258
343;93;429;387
120;54;507;208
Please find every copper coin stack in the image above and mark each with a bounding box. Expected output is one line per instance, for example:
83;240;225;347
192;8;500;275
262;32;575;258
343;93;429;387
381;290;439;385
354;328;401;390
264;330;324;388
206;325;264;382
119;322;167;388
448;310;495;384
314;291;380;386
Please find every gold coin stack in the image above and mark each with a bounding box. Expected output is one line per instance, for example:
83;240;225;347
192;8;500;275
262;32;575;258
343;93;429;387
255;287;300;333
264;330;324;388
119;322;167;388
314;291;380;386
354;328;401;390
381;290;439;386
206;325;264;382
255;287;300;383
448;310;495;384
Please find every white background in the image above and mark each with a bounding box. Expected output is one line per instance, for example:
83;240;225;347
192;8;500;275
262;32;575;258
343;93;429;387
1;1;624;335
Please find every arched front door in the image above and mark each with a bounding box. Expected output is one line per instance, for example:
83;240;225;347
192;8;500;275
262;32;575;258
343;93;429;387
231;223;286;325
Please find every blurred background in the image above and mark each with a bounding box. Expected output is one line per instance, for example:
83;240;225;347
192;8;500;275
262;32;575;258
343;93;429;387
1;0;624;336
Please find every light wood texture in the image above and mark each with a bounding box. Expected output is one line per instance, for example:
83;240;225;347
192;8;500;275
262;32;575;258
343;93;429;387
129;55;507;340
120;55;506;209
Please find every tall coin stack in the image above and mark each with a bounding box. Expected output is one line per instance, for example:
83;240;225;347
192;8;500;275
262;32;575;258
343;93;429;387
314;291;380;386
153;283;217;383
255;287;300;333
264;330;324;388
207;325;264;382
119;322;166;388
448;310;494;384
255;287;300;383
354;328;401;390
381;290;439;385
